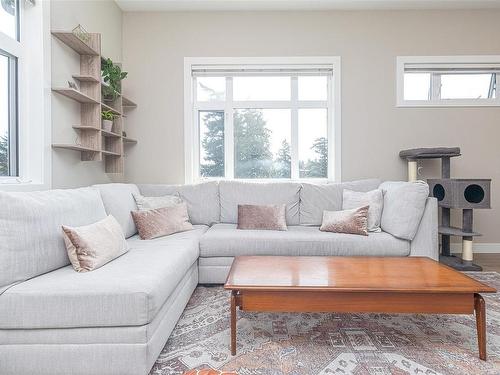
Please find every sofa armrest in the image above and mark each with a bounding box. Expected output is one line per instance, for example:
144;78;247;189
409;197;439;260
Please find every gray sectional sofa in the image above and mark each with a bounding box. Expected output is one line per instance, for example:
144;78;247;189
0;179;438;375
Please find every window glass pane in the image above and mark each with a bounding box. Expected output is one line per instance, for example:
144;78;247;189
0;54;12;176
299;109;328;178
298;76;327;101
0;0;18;40
234;109;291;178
199;111;224;178
233;77;290;101
440;74;494;99
404;73;430;100
196;77;225;101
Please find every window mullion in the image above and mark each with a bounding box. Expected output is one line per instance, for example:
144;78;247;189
192;78;200;181
430;73;441;100
225;77;234;179
291;76;299;180
8;55;18;176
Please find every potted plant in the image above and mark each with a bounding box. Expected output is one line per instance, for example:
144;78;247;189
101;58;127;101
101;110;117;132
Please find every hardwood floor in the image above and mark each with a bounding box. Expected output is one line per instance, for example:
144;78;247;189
473;254;500;272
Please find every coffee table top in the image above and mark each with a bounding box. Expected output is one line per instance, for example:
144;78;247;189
224;256;496;293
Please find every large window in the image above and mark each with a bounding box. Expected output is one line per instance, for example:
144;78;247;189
185;58;340;182
397;56;500;107
0;0;19;176
0;0;49;190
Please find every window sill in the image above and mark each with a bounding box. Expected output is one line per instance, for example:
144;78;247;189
0;179;49;192
397;101;500;108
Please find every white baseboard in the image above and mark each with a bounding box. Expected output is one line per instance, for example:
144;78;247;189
450;243;500;254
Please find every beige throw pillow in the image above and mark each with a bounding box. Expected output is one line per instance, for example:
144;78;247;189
131;203;193;240
342;188;384;232
133;193;182;210
237;204;287;231
320;206;369;236
62;215;129;272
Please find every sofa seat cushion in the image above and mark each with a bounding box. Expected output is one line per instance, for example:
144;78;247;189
0;226;208;330
199;224;410;258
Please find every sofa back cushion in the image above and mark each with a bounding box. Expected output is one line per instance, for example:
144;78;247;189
379;180;430;240
219;180;301;224
300;179;381;225
93;183;140;238
137;181;220;225
0;187;107;294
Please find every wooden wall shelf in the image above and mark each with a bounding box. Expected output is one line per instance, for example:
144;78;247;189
122;96;137;108
73;126;100;131
52;88;99;104
72;74;100;83
51;30;137;174
101;102;122;115
52;31;100;56
52;144;99;152
101;129;121;138
123;137;138;144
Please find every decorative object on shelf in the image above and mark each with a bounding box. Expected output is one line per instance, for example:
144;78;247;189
122;131;127;137
399;147;491;271
67;80;78;90
101;110;118;132
72;24;90;44
101;57;127;101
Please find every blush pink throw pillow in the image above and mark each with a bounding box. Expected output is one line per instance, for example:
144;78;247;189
131;203;193;240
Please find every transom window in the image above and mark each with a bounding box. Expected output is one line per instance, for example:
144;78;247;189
397;56;500;107
185;58;340;182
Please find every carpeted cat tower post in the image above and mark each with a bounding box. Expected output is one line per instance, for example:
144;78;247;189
399;147;491;271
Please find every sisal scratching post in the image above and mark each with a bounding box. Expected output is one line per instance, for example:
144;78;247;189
462;239;474;263
408;161;418;182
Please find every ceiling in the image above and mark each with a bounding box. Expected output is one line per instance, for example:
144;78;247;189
115;0;500;12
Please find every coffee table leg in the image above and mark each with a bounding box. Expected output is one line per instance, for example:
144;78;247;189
231;290;237;356
474;293;486;360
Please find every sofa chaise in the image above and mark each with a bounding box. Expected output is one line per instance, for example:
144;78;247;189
0;179;438;375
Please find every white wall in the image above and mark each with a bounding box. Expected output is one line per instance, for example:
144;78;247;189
122;10;500;243
50;0;123;188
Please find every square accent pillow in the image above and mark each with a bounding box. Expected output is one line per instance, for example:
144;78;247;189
131;203;194;240
379;180;430;240
342;188;384;232
320;206;369;236
62;215;129;272
237;204;287;231
133;193;182;210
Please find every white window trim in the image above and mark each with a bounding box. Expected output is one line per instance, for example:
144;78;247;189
183;56;341;184
0;0;51;191
397;55;500;108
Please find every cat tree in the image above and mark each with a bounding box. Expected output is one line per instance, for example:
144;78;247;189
399;147;491;271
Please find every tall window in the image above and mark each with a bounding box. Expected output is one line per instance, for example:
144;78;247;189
397;56;500;107
0;0;19;176
186;58;340;182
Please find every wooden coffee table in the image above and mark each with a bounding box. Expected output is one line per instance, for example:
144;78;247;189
224;256;496;360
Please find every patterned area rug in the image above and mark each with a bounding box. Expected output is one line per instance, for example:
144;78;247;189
150;272;500;375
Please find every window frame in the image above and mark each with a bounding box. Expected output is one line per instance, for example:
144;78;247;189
397;56;500;107
184;57;341;183
0;0;51;190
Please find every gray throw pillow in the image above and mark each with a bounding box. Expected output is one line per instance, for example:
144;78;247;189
237;204;287;231
320;206;369;236
342;189;384;232
379;181;429;240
